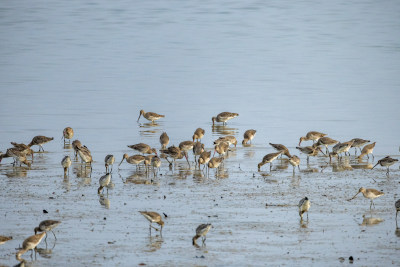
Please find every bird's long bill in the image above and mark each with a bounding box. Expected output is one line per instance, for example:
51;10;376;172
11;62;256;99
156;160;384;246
348;192;360;201
137;113;142;122
318;147;326;156
118;158;125;166
371;162;379;170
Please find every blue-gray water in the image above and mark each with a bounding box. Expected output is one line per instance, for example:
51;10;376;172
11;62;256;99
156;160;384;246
0;1;399;266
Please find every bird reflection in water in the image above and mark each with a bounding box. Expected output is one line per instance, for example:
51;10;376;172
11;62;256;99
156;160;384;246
36;240;56;259
211;125;238;136
4;168;28;178
274;158;289;171
193;169;206;183
143;235;163;253
360;214;384;226
99;194;110;209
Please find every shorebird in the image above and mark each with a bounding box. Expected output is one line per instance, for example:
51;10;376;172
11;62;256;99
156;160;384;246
192;128;205;142
0;236;12;245
396;199;400;222
193;142;205;164
372;156;398;176
28;135;54;152
151;156;161;176
34;220;61;241
257;152;282;171
214;141;229;158
315;137;338;154
11;142;34;160
351;138;370;155
289;155;300;173
357;142;376;160
179;141;194;166
329;141;354;161
98;173;111;194
1;148;31;167
242;129;256;145
198;151;211;171
16;232;46;260
119;154;145;169
72;140;82;158
137;110;165;123
62;127;74;144
139;211;164;234
208;157;224;175
160;132;169;150
77;145;92;171
160;146;185;166
61;155;72;175
269;143;291;158
214;136;238;147
298;131;327;145
212;112;239;126
296;145;324;163
192;224;212;245
348;187;384;209
104;154;115;172
298;197;310;220
128;143;157;155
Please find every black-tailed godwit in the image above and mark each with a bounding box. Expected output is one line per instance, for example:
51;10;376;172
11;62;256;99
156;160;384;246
192;224;212;245
212;112;239;126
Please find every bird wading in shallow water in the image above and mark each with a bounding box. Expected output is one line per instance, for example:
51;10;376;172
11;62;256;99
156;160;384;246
348;187;384;210
137;110;165;124
212;112;239;126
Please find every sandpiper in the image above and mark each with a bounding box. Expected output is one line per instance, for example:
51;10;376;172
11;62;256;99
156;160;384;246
192;224;212;245
139;211;164;234
160;146;185;166
179;141;194;166
348;187;384;209
128;143;157;155
160;132;170;150
11;142;34;160
193;142;205;164
77;145;93;171
315;137;339;154
61;155;72;175
98;173;111;194
242;129;256;145
329;141;354;161
104;154;115;172
119;154;145;169
269;143;291;158
192;128;205;142
198;151;211;170
16;232;46;260
214;141;229;158
289;155;300;173
34;220;61;241
296;145;324;163
298;197;310;220
357;142;376;160
62;127;74;144
214;136;238;147
208;157;224;175
257;152;282;171
212;112;239;126
28;135;54;152
1;148;31;167
351;138;370;155
298;131;327;145
72;140;82;158
151;156;161;176
372;156;398;176
137;110;165;123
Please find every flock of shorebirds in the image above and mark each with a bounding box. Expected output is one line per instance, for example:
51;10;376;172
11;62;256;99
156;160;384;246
1;110;400;262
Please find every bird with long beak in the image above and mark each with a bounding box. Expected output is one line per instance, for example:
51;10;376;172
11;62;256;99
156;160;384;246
16;232;46;261
212;112;239;126
296;145;325;163
119;154;145;170
98;173;111;194
371;156;398;176
347;187;384;210
257;152;282;171
192;224;212;245
192;128;205;143
298;131;327;146
137;110;165;124
139;211;164;234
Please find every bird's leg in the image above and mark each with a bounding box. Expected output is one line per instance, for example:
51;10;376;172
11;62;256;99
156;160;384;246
269;162;272;172
52;230;57;240
372;154;374;160
307;156;310;164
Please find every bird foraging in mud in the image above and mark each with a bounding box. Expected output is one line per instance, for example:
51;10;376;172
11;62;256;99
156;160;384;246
298;197;310;220
192;224;212;245
34;220;61;241
371;156;398;176
139;211;164;234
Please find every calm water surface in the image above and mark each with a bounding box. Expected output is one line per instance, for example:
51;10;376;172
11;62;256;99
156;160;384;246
0;0;399;266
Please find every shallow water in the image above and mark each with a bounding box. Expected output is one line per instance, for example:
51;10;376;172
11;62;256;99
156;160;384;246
0;0;400;266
